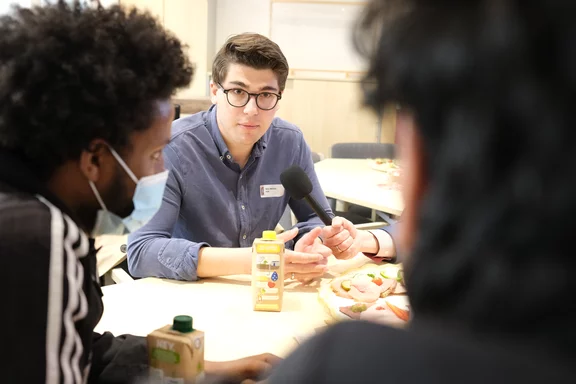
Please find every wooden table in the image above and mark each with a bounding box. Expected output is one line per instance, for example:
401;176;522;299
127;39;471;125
315;158;404;217
95;275;332;362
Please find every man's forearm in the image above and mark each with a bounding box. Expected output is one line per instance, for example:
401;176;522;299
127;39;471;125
197;247;253;278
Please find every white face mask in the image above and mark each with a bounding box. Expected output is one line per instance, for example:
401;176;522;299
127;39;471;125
89;147;169;237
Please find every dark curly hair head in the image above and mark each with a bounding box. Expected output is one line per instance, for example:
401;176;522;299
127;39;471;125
355;0;576;359
0;0;193;178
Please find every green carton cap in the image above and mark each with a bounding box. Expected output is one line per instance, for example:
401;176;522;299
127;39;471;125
172;315;193;333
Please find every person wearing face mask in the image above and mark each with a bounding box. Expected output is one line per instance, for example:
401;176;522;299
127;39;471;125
0;2;279;383
127;33;397;282
89;147;170;237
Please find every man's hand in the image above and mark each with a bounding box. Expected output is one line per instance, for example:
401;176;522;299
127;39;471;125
320;217;363;260
278;227;330;281
205;353;281;383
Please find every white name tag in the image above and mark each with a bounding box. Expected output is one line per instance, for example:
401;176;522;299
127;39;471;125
260;184;285;198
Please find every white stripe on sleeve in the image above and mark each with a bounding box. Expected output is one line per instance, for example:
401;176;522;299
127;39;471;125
39;196;65;384
60;215;83;383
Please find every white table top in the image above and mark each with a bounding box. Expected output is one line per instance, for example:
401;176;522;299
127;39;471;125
315;158;404;216
95;275;331;362
95;255;378;362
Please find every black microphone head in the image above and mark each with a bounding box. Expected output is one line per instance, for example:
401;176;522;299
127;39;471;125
280;165;313;200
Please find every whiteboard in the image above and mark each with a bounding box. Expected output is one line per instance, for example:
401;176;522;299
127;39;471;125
215;0;270;54
270;2;366;73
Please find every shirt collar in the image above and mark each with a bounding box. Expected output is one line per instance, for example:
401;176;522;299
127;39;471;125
206;104;269;162
253;130;268;158
207;104;230;160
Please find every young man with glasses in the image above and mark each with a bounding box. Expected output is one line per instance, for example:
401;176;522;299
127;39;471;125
127;33;396;281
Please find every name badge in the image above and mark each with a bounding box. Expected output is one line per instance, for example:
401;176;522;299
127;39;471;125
260;184;285;198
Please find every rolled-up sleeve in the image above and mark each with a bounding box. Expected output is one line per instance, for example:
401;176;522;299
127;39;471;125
366;223;401;263
127;144;209;281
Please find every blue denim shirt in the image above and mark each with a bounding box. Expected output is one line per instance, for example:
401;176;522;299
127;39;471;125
127;105;333;280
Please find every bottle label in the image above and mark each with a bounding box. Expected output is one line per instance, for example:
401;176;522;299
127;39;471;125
151;348;180;364
253;253;282;305
253;239;284;311
255;243;282;254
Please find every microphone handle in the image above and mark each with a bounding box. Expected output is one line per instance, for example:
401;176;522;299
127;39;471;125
303;195;332;225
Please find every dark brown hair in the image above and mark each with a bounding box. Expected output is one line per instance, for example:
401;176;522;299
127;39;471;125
212;33;289;92
355;0;576;359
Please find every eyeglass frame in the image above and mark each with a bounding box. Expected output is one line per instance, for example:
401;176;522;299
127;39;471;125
217;82;282;111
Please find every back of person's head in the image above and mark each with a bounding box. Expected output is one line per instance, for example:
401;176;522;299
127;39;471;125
355;0;576;356
0;0;193;179
212;33;289;92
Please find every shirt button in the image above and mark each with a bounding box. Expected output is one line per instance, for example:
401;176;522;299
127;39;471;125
220;156;223;161
226;154;231;160
242;234;247;240
241;205;245;210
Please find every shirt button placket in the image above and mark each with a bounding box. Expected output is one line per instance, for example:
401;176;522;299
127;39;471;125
239;171;249;246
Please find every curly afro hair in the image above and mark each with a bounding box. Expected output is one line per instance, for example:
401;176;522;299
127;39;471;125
0;0;193;178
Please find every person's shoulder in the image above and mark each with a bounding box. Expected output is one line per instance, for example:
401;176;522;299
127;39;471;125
0;187;51;225
165;110;214;165
0;189;58;249
270;321;576;384
320;320;404;345
170;110;211;143
265;322;394;384
0;189;89;268
320;322;576;383
269;117;305;140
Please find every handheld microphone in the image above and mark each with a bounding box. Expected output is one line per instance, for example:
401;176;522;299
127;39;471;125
280;165;332;226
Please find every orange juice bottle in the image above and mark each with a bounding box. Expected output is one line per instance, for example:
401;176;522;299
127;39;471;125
252;230;285;312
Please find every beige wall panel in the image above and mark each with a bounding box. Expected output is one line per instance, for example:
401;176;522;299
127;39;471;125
164;0;209;98
276;79;395;157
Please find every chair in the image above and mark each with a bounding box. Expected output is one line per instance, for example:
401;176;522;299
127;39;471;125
172;98;213;116
331;142;395;159
311;151;324;163
330;143;396;224
96;235;134;285
174;104;181;120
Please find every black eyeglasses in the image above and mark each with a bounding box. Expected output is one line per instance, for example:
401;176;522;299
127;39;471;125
218;83;281;111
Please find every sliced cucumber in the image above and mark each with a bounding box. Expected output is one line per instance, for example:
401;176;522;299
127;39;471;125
380;268;402;282
341;280;351;291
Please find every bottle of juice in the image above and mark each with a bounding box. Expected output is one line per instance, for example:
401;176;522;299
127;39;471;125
147;315;205;383
252;230;285;312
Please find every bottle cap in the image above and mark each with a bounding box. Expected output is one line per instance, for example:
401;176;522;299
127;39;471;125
172;315;193;333
262;230;277;240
